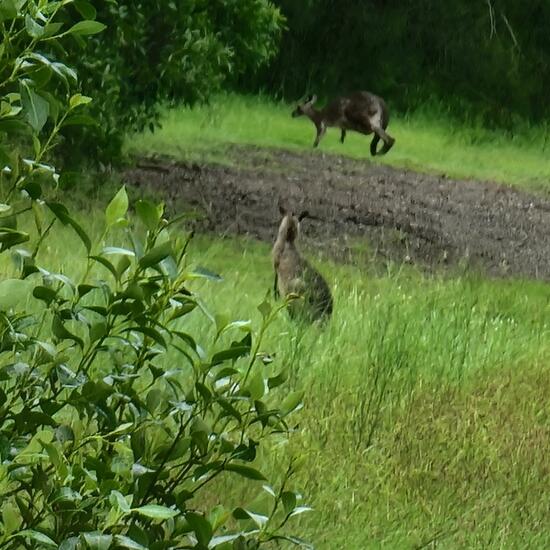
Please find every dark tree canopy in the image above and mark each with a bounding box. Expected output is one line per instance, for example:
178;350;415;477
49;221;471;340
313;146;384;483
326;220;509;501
248;0;550;126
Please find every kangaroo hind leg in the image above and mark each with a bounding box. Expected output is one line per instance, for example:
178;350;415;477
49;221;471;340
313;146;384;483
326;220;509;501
370;135;380;156
372;125;395;155
313;123;326;148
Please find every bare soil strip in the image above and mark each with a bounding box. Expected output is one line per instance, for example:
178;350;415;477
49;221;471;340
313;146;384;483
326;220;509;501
123;146;550;280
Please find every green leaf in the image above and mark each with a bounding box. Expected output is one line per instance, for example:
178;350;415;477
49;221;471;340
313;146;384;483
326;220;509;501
55;425;75;443
188;266;223;281
89;321;107;343
267;370;287;389
217;398;242;421
13;530;56;547
124;326;167;348
81;532;113;550
20;81;49;133
131;504;178;519
0;279;32;309
135;199;161;231
43;22;64;39
59;538;79;550
33;285;59;305
280;391;304;416
25;15;44;38
247;371;264;400
0;228;28;251
67;20;106;36
232;508;269;528
186;512;213;546
46;202;91;252
52;314;84;348
78;284;97;298
146;389;162;412
69;93;92;109
90;255;118;279
41;440;67;477
0;0;17;21
102;246;135;257
211;346;250;366
138;242;173;269
105;186;128;227
110;491;131;514
281;491;297;515
62;114;98;127
74;0;97;20
225;464;266;481
114;535;147;550
289;506;313;517
258;300;272;319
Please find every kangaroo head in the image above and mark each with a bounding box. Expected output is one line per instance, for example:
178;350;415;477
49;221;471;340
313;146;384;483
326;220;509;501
291;94;317;118
278;204;309;242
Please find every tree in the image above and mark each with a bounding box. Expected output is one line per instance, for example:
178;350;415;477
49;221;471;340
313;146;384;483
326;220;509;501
250;0;550;126
63;0;284;164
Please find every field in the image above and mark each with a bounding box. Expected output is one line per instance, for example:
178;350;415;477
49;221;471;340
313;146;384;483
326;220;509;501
127;94;550;192
125;96;550;548
27;221;550;548
182;237;550;548
9;95;550;548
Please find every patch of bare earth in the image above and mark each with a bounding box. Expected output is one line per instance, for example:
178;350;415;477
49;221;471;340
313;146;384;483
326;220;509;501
123;145;550;280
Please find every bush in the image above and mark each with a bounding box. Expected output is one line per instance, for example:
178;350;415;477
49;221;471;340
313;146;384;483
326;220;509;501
63;0;284;164
0;3;310;548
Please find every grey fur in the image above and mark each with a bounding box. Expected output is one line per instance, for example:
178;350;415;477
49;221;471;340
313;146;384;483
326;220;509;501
272;206;333;321
291;90;395;155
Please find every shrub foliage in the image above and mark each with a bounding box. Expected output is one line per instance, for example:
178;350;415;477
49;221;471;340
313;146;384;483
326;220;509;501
0;2;308;549
65;0;284;163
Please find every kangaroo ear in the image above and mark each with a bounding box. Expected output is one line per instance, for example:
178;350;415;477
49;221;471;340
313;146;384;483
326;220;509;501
309;94;317;104
298;210;309;221
278;203;287;216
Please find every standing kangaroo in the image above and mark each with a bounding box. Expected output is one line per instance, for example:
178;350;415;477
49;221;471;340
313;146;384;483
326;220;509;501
292;91;395;156
272;205;333;321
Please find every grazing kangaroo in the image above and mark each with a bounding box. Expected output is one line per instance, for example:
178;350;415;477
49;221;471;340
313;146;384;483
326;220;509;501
292;91;395;156
272;205;333;321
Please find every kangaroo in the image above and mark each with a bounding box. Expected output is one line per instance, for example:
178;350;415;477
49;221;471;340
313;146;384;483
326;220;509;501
291;91;395;156
272;205;333;321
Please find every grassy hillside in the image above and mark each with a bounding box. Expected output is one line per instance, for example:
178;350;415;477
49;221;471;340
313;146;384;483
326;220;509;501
127;94;550;191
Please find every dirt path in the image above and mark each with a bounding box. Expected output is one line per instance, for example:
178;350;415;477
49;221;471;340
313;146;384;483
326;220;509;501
123;145;550;280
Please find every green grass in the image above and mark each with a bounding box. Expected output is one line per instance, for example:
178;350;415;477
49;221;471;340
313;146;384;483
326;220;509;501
9;95;550;547
127;94;550;191
12;216;549;548
162;236;550;548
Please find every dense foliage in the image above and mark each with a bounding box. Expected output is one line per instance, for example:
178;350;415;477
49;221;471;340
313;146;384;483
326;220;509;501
65;0;284;164
0;2;309;548
250;0;550;126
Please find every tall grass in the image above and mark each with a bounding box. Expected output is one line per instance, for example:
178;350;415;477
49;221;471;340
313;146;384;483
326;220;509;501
11;92;550;546
5;209;549;547
127;94;550;191
157;235;550;548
